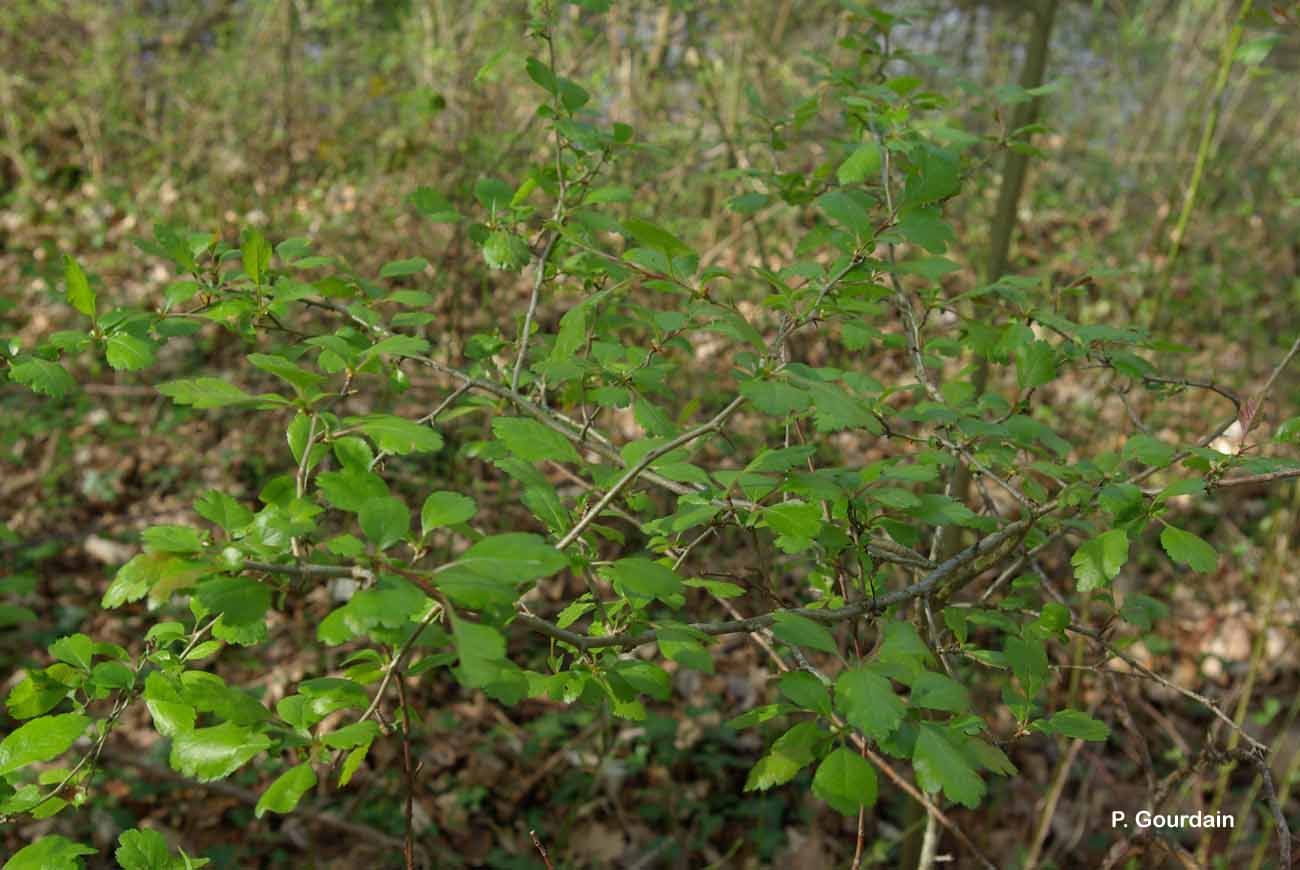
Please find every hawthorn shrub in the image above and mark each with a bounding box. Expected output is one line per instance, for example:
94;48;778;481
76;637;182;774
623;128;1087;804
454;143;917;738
3;7;1299;870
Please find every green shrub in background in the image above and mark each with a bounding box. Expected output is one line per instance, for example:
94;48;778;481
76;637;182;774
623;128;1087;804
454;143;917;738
2;2;1299;868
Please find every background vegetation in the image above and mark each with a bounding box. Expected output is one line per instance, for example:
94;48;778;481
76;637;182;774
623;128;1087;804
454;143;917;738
2;1;1298;867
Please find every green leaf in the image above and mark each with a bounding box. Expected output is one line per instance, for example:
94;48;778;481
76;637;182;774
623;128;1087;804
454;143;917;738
241;229;271;284
158;378;277;409
491;417;580;463
910;672;971;713
420;491;477;536
345;414;443;455
0;713;91;775
1273;416;1300;445
602;557;683;602
194;491;254;531
482;232;532;271
1159;525;1218;573
770;612;837;654
813;747;878;815
194;576;271;626
64;255;96;320
3;836;96;870
1123;434;1175;467
169;722;270;782
447;533;567;584
621;217;691;256
49;634;94;671
816;190;872;237
913;724;984;809
359;496;410;550
409;186;459;222
744;720;823;791
1038;709;1110;742
761;501;823;540
778;671;831;716
11;359;77;399
247;353;324;394
379;257;429;278
254;762;317;817
740;378;811;415
837;141;882;185
1071;529;1129;592
835;667;906;741
1015;340;1056;388
105;334;156;371
116;827;204;870
365;335;430;359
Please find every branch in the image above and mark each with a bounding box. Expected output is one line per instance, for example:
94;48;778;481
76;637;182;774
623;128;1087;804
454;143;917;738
525;515;1036;651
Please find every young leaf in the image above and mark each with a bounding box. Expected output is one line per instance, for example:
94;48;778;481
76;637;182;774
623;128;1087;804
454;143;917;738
744;720;823;791
254;762;317;817
420;491;477;536
1070;529;1129;592
837;142;882;185
1159;525;1218;573
1036;709;1110;742
64;255;96;320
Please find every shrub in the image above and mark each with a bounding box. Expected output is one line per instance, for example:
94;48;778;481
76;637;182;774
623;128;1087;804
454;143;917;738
3;5;1298;868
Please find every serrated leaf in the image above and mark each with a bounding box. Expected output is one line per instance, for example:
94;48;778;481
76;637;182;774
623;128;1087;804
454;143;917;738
837;141;882;185
1039;709;1110;741
106;334;156;371
910;672;971;713
778;672;831;715
1070;529;1129;592
379;257;429;278
169;722;269;782
813;747;878;815
345;414;443;455
359;496;410;550
602;557;683;602
158;378;278;409
621;217;691;256
3;836;96;870
913;724;984;809
0;713;91;776
64;255;96;320
115;827;202;870
194;490;254;532
1159;525;1218;573
744;721;823;791
420;491;477;536
1123;434;1175;467
247;353;324;394
10;359;77;399
255;762;317;817
835;667;906;740
770;612;837;653
1015;340;1056;388
491;417;580;463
